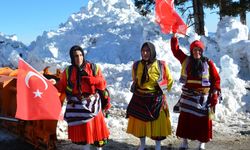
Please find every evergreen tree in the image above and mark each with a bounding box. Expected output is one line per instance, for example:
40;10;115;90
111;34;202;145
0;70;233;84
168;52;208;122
193;0;205;35
204;0;249;25
134;0;155;16
238;0;250;25
175;0;205;35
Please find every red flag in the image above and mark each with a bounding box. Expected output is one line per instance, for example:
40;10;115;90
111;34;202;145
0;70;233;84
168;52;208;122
15;58;62;120
155;0;187;35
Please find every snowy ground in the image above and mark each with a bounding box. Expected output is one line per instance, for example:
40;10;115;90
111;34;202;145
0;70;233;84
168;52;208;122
1;106;250;150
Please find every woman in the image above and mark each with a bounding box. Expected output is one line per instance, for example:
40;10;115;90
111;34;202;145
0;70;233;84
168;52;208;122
55;45;110;150
171;34;221;150
126;42;173;150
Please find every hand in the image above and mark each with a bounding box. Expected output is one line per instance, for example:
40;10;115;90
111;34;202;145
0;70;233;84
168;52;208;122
210;93;218;107
49;78;56;85
173;33;176;38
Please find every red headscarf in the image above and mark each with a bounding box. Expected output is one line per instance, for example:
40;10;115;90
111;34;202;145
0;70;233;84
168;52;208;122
190;40;205;52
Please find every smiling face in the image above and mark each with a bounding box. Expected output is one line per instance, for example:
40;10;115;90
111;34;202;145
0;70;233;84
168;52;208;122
141;45;150;61
192;47;202;59
73;50;84;66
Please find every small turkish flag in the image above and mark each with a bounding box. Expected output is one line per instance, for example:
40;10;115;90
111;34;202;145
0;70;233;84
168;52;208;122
155;0;187;35
15;58;62;120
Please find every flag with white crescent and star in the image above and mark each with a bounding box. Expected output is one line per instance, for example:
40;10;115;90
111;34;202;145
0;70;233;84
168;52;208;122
15;58;62;120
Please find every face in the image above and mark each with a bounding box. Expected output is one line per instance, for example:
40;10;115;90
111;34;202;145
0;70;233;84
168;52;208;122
141;46;150;61
192;47;202;59
73;50;84;66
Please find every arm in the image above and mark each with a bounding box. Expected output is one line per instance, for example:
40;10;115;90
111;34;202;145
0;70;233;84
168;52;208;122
55;69;67;93
94;65;107;90
208;60;221;106
208;60;221;92
171;36;187;63
84;64;107;91
165;64;173;91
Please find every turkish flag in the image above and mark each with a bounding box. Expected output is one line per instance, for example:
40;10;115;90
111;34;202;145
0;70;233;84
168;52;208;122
15;58;62;120
155;0;187;35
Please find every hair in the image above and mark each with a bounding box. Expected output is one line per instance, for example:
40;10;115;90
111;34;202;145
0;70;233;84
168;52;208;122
69;45;84;65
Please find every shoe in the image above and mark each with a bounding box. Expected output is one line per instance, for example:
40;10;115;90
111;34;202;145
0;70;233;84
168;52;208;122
198;142;205;150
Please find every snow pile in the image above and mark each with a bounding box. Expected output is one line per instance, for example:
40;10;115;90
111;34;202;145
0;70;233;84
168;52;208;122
216;16;250;77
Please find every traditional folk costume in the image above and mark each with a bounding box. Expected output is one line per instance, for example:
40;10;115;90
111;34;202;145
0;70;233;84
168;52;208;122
171;37;221;144
56;46;110;148
126;42;173;150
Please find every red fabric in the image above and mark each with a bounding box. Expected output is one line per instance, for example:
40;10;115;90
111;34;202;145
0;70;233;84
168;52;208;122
15;58;62;120
210;93;218;107
155;0;187;35
56;63;106;94
83;76;106;89
208;60;221;91
176;112;212;142
190;40;205;52
68;111;109;144
86;76;99;85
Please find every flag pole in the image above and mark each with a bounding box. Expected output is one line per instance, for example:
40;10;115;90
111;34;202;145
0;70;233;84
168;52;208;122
0;115;19;122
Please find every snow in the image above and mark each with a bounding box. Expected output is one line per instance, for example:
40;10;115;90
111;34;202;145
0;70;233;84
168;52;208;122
0;0;250;143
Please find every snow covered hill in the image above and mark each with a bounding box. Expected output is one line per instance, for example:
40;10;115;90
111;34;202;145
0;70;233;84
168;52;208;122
0;33;28;68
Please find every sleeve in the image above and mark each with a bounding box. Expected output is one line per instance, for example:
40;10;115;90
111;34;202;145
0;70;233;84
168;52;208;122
131;61;139;82
165;63;173;91
55;69;67;93
94;65;107;90
171;37;187;63
208;60;221;92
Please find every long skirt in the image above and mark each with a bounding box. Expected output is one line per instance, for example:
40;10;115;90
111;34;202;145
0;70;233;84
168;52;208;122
127;109;171;140
68;111;109;145
176;112;212;142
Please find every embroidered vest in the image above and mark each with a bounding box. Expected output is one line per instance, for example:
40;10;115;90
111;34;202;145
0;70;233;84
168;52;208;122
131;60;168;94
179;57;210;86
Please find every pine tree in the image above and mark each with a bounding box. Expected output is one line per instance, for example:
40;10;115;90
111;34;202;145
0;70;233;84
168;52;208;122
204;0;250;25
175;0;205;35
193;0;205;35
134;0;155;16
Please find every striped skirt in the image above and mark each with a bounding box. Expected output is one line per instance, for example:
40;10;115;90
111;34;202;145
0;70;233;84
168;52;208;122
176;87;212;142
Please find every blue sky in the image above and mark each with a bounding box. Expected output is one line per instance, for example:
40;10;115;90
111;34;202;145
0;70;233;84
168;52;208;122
0;0;249;45
0;0;87;44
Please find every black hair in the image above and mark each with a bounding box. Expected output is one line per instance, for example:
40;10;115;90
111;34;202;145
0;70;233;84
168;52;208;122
69;45;84;65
